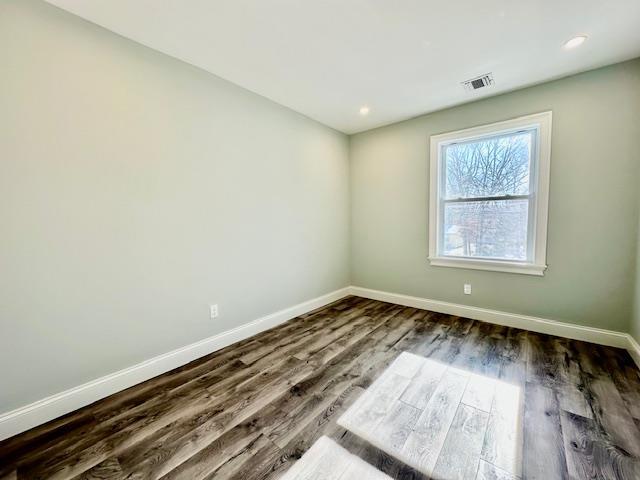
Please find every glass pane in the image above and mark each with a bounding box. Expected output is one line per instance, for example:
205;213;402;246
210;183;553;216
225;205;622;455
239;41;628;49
443;199;529;260
444;131;533;199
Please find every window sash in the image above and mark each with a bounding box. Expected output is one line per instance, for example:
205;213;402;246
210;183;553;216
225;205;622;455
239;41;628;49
437;196;534;262
436;129;538;263
441;128;535;199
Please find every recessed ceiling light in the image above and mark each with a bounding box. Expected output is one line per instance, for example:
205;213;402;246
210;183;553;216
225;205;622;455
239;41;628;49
359;106;370;116
564;35;587;49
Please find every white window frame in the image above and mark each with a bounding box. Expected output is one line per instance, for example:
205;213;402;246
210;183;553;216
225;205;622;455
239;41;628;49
428;111;552;276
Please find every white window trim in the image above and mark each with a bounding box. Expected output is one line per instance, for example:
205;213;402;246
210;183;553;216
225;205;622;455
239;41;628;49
428;111;552;276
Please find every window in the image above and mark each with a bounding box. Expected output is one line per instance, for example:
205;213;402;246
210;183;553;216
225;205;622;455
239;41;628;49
428;112;552;275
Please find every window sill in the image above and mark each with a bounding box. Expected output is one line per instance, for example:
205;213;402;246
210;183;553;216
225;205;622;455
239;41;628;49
428;256;547;276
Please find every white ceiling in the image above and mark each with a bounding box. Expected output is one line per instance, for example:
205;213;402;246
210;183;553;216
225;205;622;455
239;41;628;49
45;0;640;134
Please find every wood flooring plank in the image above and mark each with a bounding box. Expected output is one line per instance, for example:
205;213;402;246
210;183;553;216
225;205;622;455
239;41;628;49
238;309;367;368
29;356;304;479
0;407;97;468
522;382;567;480
451;322;504;378
496;328;528;387
163;392;308;479
117;359;317;479
226;386;366;480
267;391;346;449
338;370;412;434
399;358;447;410
551;337;594;419
597;346;640;420
385;351;425;379
333;429;430;480
292;302;394;361
462;373;496;412
499;327;528;363
340;454;394;480
373;399;422;453
560;410;640;480
408;315;473;363
571;340;611;379
432;404;490;480
14;355;259;471
585;375;640;458
481;380;524;477
278;435;349;480
401;370;469;476
307;304;405;366
370;308;425;352
242;299;382;365
72;457;123;480
278;435;383;480
475;460;519;480
557;384;593;420
114;356;287;462
197;434;278;480
90;340;264;422
526;332;565;388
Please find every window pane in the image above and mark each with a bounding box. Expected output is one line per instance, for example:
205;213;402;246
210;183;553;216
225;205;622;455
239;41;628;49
443;199;529;260
444;131;532;199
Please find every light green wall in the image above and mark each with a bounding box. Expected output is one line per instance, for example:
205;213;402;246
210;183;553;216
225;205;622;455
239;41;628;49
350;59;640;332
0;0;349;411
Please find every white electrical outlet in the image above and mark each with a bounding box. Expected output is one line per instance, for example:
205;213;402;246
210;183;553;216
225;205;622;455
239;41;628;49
464;284;472;295
209;304;219;319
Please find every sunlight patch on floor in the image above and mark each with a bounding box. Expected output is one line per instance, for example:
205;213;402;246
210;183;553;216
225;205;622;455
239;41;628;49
337;351;523;479
279;435;392;480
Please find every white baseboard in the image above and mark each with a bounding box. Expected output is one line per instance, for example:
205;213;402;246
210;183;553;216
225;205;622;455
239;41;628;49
348;286;638;361
627;334;640;369
0;287;351;442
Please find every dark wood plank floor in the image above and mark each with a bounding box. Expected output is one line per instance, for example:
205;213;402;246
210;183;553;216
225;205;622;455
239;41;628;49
1;296;639;479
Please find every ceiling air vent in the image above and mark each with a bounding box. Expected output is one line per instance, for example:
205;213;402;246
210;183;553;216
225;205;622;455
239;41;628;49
462;73;494;91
